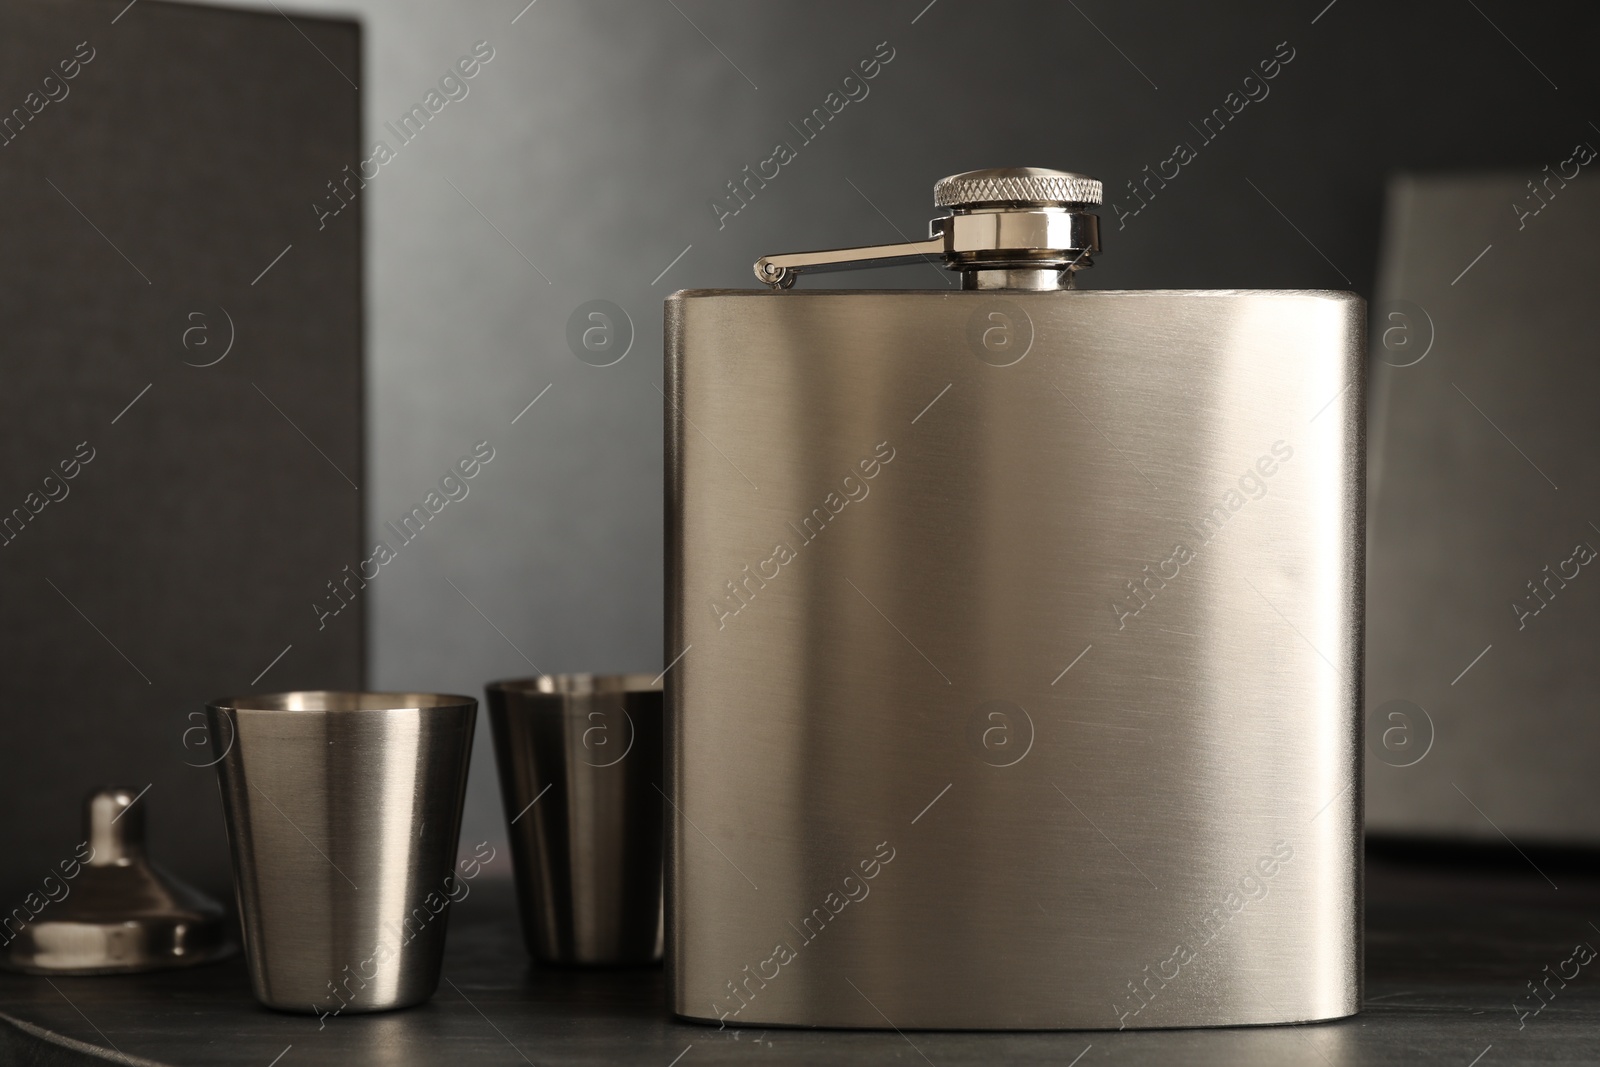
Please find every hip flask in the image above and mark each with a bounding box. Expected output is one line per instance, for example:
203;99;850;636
665;167;1363;1029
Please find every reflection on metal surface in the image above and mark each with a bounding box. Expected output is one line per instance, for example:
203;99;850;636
487;674;664;966
207;691;477;1014
0;788;233;975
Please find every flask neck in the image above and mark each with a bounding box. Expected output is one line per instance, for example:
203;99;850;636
962;268;1077;291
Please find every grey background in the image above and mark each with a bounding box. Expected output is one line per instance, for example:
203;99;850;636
8;0;1597;891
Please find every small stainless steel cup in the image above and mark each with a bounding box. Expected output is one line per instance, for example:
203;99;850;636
486;674;663;966
206;691;477;1014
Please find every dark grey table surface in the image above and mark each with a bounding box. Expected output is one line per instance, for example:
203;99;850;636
2;852;1596;1066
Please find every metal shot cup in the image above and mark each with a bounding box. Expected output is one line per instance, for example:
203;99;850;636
206;691;477;1014
486;674;664;966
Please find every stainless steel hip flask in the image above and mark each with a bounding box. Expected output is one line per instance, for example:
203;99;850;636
665;168;1363;1029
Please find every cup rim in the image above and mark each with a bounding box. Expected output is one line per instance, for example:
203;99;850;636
207;691;478;713
486;673;661;697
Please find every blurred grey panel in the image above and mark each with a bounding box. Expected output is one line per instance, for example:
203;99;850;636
0;0;363;898
1366;167;1600;845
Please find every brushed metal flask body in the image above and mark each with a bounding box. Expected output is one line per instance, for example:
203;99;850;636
665;287;1364;1029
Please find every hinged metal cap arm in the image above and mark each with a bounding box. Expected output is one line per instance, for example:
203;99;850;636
754;167;1103;291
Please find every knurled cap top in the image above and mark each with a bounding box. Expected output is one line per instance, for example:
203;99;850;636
934;167;1102;209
